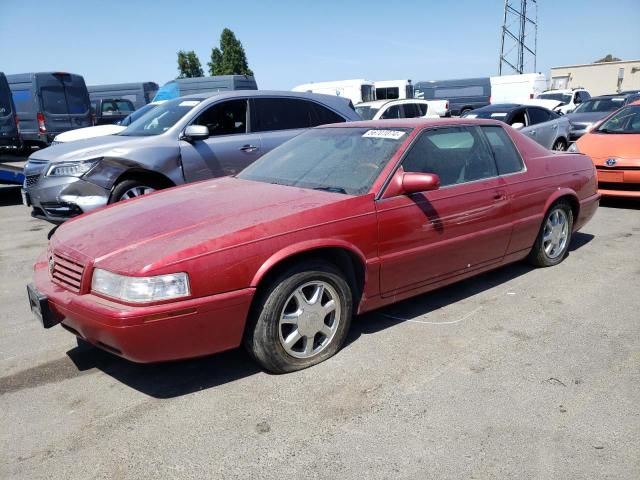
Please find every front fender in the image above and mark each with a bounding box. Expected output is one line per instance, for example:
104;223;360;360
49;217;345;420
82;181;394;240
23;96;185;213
250;239;368;288
84;153;183;189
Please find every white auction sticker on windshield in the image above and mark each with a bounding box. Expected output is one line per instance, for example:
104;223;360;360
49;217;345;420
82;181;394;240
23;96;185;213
362;130;406;140
179;100;201;107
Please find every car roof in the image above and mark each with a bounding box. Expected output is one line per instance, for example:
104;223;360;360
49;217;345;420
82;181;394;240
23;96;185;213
474;103;523;112
181;89;354;110
357;99;426;108
319;117;505;129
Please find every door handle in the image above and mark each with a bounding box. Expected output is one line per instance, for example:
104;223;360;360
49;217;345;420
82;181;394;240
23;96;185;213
493;190;507;201
240;144;259;153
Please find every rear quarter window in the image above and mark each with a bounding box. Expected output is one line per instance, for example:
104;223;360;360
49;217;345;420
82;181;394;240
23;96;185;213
482;126;524;175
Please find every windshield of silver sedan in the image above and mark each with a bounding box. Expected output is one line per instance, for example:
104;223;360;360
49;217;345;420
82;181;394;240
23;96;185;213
237;127;411;195
119;98;203;136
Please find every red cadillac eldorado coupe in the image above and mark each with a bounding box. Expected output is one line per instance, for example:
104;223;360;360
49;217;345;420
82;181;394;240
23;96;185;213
28;119;600;373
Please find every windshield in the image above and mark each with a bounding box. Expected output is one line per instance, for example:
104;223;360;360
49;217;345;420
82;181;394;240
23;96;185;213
119;98;201;136
355;105;379;120
237;127;411;195
538;93;571;104
596;105;640;134
120;103;159;126
573;97;624;114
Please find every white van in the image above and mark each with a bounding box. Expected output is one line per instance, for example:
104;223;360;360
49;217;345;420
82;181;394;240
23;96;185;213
292;79;375;105
374;80;413;100
489;73;547;104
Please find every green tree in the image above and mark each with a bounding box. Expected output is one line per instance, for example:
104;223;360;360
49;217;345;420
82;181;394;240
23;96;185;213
177;50;204;78
207;28;254;76
593;54;621;63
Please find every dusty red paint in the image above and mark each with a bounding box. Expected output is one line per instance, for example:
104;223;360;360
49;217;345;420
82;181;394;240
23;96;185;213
33;118;600;362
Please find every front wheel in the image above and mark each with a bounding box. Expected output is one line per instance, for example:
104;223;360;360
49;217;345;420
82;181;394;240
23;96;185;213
109;179;161;204
244;261;353;373
527;201;573;267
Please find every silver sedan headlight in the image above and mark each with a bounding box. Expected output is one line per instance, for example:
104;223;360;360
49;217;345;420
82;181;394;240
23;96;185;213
567;143;580;153
91;269;191;303
46;158;100;177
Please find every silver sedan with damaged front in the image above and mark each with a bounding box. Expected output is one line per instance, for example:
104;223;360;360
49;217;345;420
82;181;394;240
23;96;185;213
21;90;360;223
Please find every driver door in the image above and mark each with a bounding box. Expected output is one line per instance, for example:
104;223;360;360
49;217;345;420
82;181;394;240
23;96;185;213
179;98;263;182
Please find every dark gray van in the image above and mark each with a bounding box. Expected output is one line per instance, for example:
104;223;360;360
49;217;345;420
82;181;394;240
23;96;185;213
0;72;21;149
153;75;257;101
7;72;92;148
414;77;491;116
87;82;159;109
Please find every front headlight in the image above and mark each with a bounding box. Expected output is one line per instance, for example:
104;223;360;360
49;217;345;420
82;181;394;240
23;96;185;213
91;269;191;303
567;143;579;153
46;158;100;177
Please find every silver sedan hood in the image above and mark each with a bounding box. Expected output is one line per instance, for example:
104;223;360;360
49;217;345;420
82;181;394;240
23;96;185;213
28;135;154;164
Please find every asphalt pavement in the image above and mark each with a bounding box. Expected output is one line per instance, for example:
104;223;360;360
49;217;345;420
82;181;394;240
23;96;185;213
0;184;638;479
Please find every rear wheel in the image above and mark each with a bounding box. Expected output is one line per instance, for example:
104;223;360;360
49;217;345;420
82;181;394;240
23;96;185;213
244;261;353;373
552;138;567;151
109;179;162;204
460;108;472;117
527;200;573;267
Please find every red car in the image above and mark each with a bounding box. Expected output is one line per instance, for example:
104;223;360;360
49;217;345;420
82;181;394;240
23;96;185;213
28;119;600;373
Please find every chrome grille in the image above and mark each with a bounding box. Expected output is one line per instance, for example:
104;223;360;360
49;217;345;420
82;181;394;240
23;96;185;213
25;174;40;188
51;252;85;293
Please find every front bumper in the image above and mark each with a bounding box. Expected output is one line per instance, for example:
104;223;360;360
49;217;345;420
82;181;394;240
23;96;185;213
23;174;110;224
32;259;255;363
597;168;640;199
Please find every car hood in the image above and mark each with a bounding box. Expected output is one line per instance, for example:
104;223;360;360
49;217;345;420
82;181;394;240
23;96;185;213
565;112;609;125
51;177;372;275
54;124;126;143
29;134;154;163
576;132;640;160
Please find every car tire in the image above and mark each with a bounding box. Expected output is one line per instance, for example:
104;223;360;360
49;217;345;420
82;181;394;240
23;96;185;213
244;261;353;373
109;179;163;204
527;200;573;268
460;108;472;117
552;138;567;151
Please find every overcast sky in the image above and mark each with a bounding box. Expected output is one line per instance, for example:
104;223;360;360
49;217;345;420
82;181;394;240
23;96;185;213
1;0;639;89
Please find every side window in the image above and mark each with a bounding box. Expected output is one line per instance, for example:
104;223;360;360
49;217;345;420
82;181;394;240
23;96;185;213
417;103;428;116
380;104;402;119
194;99;247;136
402;103;421;118
252;98;311;132
510;109;527;126
582;91;591;101
481;126;524;175
401;126;497;187
527;107;550;125
308;101;346;126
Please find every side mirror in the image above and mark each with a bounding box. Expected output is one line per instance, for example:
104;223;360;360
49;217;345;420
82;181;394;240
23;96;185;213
183;125;209;141
511;122;525;130
402;172;440;195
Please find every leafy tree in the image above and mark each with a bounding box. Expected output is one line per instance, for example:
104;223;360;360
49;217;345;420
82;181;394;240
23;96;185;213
177;50;204;78
593;54;622;63
208;28;254;76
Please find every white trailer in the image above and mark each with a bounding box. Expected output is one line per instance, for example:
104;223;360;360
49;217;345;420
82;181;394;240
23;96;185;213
292;79;376;105
490;73;547;104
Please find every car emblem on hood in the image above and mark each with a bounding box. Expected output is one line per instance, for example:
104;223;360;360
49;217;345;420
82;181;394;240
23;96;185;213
605;158;617;167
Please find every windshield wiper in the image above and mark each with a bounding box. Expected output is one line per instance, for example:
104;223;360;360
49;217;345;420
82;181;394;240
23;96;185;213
312;186;348;194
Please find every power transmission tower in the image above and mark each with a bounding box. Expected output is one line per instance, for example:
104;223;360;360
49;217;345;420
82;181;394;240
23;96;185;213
498;0;538;75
